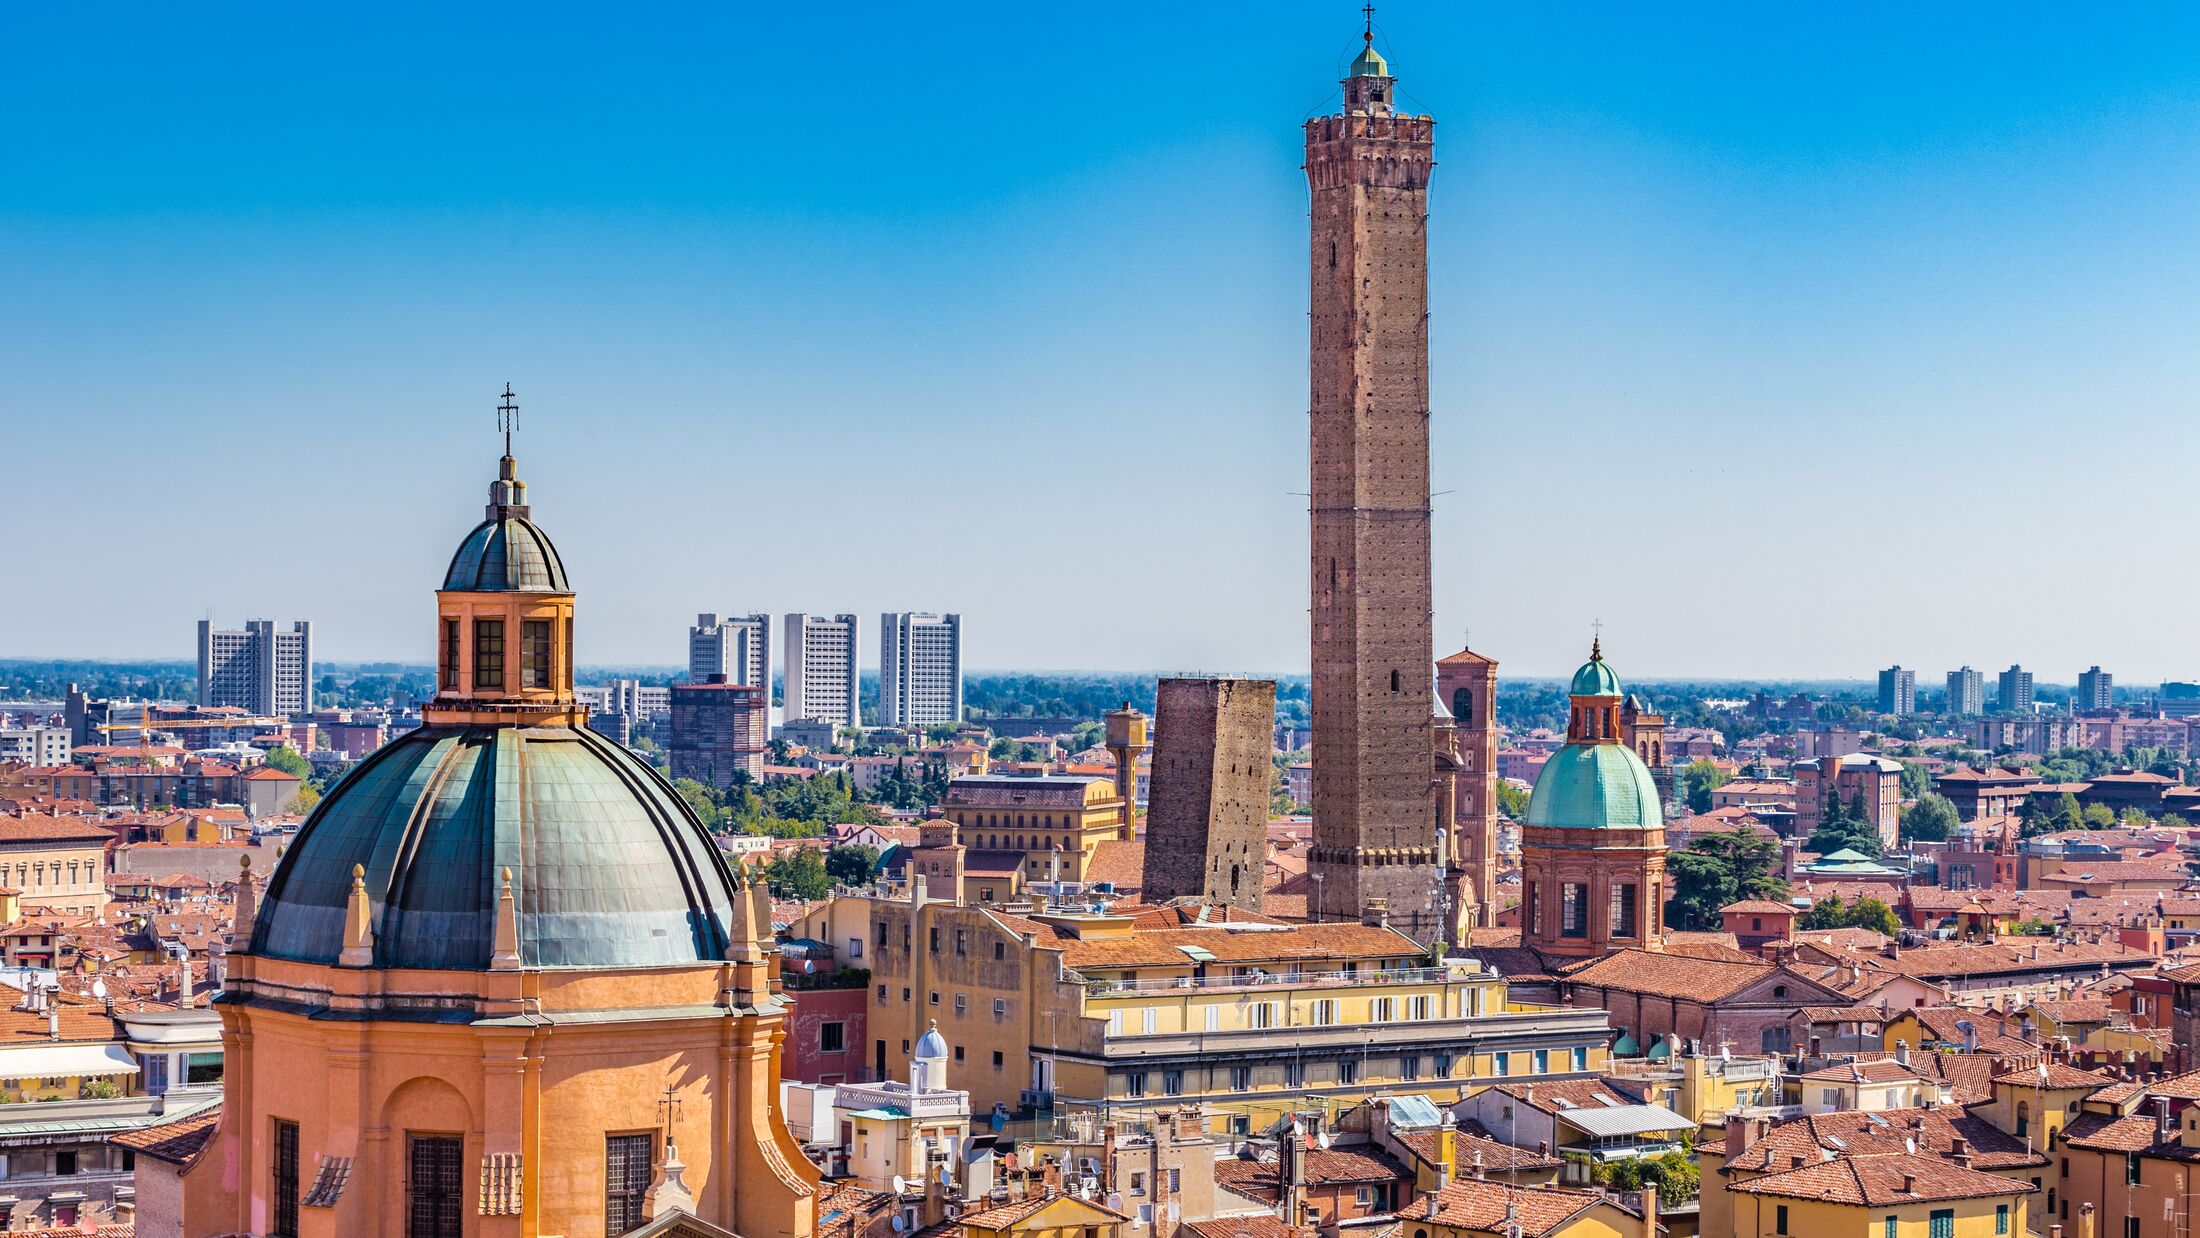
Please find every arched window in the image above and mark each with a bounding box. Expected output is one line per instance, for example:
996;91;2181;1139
2016;1100;2030;1138
1451;687;1474;724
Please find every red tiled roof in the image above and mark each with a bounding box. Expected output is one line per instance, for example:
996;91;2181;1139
1729;1152;2036;1205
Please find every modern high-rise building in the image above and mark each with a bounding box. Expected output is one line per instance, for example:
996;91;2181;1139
1141;677;1276;908
1946;667;1985;717
784;613;860;730
668;675;769;788
1877;666;1915;717
2076;666;2115;712
0;726;69;766
1998;664;2035;715
1304;30;1441;943
688;612;771;688
196;619;313;715
878;612;963;727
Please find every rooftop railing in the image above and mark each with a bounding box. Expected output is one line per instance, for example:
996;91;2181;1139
1071;965;1466;996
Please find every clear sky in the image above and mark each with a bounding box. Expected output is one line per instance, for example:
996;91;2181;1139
5;3;2198;682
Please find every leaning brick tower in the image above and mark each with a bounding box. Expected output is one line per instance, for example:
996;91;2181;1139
1304;28;1441;941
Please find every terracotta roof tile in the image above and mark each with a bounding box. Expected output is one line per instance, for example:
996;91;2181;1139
1729;1152;2036;1205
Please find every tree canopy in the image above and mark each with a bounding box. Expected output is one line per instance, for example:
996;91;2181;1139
824;844;881;887
1807;787;1883;858
763;849;833;900
1900;794;1959;845
1798;893;1900;936
1665;828;1787;931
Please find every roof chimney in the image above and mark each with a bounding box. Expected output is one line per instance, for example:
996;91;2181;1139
1902;1173;1918;1194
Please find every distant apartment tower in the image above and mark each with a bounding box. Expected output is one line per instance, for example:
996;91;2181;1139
668;676;769;788
689;613;771;688
1877;666;1915;717
0;726;69;766
1998;665;2034;714
1141;677;1276;908
2076;666;2114;712
1946;667;1984;717
879;612;963;727
784;613;860;729
197;619;312;715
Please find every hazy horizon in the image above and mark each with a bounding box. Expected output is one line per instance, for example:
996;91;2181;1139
8;4;2198;680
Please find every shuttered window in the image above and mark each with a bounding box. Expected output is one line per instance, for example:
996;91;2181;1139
473;620;505;689
607;1133;655;1236
272;1119;299;1238
406;1135;464;1238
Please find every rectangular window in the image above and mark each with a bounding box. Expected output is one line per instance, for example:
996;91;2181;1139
472;619;505;689
407;1135;464;1238
141;1053;168;1095
1312;1000;1337;1025
2125;1219;2139;1238
1409;995;1432;1020
606;1134;654;1237
1494;1051;1510;1075
186;1051;223;1085
273;1119;300;1238
1163;1070;1183;1096
1561;883;1588;937
1230;1066;1252;1092
1611;883;1638;938
955;930;967;955
955;995;967;1016
1339;1060;1358;1085
820;1022;845;1053
1573;1047;1588;1072
1777;1206;1789;1235
1108;1011;1124;1036
993;1051;1004;1069
1206;1006;1221;1032
1928;1211;1953;1238
1885;1218;1897;1238
993;941;1005;960
2128;1153;2143;1185
1127;1072;1148;1097
1285;1062;1304;1087
1435;1052;1454;1077
440;619;459;691
1371;997;1395;1021
993;998;1008;1020
1253;1003;1277;1029
1534;1049;1549;1074
521;619;551;689
1142;1009;1157;1035
1997;1205;2010;1236
1402;1055;1420;1081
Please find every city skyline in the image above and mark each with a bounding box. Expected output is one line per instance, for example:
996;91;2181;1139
7;4;2200;677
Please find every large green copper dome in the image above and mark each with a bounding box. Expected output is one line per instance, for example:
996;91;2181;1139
1524;744;1663;831
252;724;743;970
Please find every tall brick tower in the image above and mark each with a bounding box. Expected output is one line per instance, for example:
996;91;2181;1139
1305;28;1441;941
1437;646;1499;936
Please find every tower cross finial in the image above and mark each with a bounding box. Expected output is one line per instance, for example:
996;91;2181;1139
497;383;518;457
1362;3;1376;42
1591;619;1604;661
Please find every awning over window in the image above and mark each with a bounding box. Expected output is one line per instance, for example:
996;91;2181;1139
0;1043;140;1078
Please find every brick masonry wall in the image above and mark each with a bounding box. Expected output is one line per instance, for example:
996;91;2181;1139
1143;678;1276;907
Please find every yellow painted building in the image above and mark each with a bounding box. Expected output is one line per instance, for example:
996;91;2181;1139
1414;1176;1651;1238
798;886;1611;1130
1728;1153;2031;1238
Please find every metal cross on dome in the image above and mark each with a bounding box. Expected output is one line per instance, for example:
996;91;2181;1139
497;383;518;455
1362;4;1376;39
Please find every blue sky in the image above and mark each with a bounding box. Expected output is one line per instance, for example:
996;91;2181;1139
5;3;2198;681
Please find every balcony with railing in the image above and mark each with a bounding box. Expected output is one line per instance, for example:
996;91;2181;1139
1094;1003;1612;1060
1070;965;1466;996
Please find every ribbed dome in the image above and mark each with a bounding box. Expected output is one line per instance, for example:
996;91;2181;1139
1350;44;1388;78
444;515;569;593
252;723;741;970
1524;743;1663;831
1570;655;1620;697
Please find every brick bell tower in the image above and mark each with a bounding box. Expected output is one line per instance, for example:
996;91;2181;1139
1437;646;1500;937
1305;23;1442;942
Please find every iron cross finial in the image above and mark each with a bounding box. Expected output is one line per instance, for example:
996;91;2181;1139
1362;4;1376;41
497;383;518;456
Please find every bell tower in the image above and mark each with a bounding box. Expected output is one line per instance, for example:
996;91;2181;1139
1437;646;1499;934
1304;22;1442;940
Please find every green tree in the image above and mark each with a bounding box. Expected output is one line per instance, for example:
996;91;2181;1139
671;778;727;831
1808;790;1882;858
1897;761;1933;800
1665;828;1786;931
825;844;881;887
261;746;311;779
1900;794;1959;845
2120;806;2153;828
282;785;322;817
2082;803;2115;828
1494;781;1530;820
1798;895;1848;930
1682;759;1730;814
764;848;833;900
1844;896;1902;936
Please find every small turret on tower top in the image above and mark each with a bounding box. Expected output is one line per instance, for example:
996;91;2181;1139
1344;6;1395;113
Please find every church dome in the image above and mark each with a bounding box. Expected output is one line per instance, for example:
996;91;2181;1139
251;717;743;970
444;514;569;592
915;1021;949;1062
1350;43;1389;78
1524;743;1663;831
1569;645;1620;697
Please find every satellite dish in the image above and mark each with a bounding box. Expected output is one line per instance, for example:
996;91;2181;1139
1315;1128;1331;1150
90;979;106;1000
892;1175;908;1196
939;1166;953;1186
892;1220;907;1233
